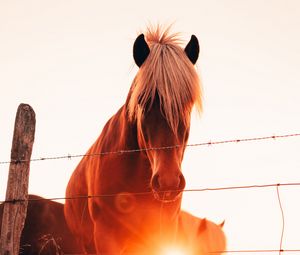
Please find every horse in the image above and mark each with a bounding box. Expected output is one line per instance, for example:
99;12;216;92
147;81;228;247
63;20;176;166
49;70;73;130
64;25;203;254
0;194;82;255
177;211;226;255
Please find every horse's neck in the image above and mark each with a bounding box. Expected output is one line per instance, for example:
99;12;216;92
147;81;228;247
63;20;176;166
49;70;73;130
94;105;138;153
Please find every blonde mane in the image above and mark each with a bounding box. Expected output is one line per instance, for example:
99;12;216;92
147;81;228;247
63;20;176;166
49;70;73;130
128;25;203;133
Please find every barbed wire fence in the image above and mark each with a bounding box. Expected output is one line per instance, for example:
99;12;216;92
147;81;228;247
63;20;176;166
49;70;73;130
1;131;300;254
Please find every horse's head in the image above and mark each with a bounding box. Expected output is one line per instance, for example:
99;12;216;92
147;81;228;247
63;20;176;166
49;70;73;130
136;99;189;202
128;26;202;202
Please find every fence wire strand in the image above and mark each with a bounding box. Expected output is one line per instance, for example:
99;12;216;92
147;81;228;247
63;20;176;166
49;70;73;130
0;133;299;165
1;182;300;204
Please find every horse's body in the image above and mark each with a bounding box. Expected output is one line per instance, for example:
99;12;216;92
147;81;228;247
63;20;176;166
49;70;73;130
65;26;202;254
0;195;82;255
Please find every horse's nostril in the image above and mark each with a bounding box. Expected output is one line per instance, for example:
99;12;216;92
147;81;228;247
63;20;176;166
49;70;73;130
151;173;185;191
178;173;186;190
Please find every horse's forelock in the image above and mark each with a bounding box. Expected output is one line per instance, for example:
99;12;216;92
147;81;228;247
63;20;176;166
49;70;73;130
128;25;203;133
145;24;182;46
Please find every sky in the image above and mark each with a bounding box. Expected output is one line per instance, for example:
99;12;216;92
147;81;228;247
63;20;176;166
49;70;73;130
1;0;300;253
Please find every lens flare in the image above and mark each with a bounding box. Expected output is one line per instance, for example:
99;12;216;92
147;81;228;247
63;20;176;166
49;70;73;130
160;246;187;255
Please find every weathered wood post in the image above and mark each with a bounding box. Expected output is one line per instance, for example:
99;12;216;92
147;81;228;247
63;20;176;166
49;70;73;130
0;104;36;255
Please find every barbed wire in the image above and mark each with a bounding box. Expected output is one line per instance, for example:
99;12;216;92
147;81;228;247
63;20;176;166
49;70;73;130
0;133;299;165
1;182;300;204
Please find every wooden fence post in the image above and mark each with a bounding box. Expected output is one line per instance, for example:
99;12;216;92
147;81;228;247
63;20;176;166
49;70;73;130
0;104;36;255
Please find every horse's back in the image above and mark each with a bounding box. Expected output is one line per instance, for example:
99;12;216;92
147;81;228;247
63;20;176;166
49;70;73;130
0;194;82;255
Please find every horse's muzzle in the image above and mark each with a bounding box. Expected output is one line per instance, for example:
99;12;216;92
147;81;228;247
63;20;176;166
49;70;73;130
151;173;185;202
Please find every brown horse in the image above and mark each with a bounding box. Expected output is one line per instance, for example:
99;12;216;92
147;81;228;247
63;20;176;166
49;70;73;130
64;25;202;254
177;211;226;255
0;195;82;255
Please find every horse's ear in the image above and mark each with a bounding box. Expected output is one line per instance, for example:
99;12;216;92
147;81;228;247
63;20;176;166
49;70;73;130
184;35;199;64
197;218;207;235
133;34;150;67
219;220;225;228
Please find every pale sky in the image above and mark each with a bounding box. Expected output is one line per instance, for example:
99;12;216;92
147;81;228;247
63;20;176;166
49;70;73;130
1;0;300;253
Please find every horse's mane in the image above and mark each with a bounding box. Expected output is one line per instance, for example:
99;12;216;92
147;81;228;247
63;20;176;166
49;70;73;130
127;25;203;133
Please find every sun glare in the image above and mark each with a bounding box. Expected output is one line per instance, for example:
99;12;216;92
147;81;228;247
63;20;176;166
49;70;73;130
160;246;187;255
